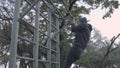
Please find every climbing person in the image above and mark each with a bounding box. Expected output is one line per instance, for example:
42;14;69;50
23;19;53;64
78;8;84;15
63;17;92;68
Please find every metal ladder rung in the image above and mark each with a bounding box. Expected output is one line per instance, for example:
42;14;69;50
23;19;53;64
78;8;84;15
51;39;58;43
19;19;36;30
51;49;59;53
45;0;64;18
51;61;59;64
39;30;49;37
38;59;49;63
24;0;37;11
39;45;59;53
18;36;35;44
40;45;49;49
19;0;39;19
17;56;34;61
51;23;58;30
39;12;49;22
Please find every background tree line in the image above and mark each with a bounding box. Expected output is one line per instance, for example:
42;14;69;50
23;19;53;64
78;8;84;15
0;0;120;68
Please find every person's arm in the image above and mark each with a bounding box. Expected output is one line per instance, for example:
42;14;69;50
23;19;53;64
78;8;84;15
87;24;92;31
71;23;87;32
71;23;77;32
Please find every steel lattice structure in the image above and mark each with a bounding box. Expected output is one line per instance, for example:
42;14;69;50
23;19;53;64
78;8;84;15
9;0;73;68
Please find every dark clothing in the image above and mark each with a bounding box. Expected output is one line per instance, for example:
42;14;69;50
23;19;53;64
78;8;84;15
71;23;92;49
64;23;92;68
64;46;83;68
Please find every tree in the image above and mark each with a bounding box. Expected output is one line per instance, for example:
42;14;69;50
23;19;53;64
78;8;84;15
58;0;119;67
99;34;120;68
73;28;105;68
73;29;120;68
0;0;120;68
0;1;12;67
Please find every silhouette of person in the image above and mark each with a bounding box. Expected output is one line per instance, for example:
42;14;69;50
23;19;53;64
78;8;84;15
64;17;92;68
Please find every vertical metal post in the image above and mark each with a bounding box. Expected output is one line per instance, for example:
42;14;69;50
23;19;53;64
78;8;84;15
47;7;51;68
56;17;60;68
33;1;39;68
9;0;21;68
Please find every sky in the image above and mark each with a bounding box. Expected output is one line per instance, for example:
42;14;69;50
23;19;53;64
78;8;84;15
0;1;120;68
85;5;120;39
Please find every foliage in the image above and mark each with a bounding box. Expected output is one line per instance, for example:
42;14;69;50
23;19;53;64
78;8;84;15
0;0;120;68
74;29;120;68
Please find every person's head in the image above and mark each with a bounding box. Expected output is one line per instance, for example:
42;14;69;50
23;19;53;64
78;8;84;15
79;17;88;24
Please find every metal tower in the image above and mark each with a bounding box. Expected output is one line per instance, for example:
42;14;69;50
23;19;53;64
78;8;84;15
9;0;73;68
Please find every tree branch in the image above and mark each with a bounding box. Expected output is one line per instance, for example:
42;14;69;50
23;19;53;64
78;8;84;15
60;0;77;28
99;33;120;68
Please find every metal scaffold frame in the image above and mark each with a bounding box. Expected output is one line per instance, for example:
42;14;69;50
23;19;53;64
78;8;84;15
9;0;73;68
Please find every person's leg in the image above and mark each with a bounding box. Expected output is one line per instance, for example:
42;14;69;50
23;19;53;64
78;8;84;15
64;47;76;68
64;46;82;68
